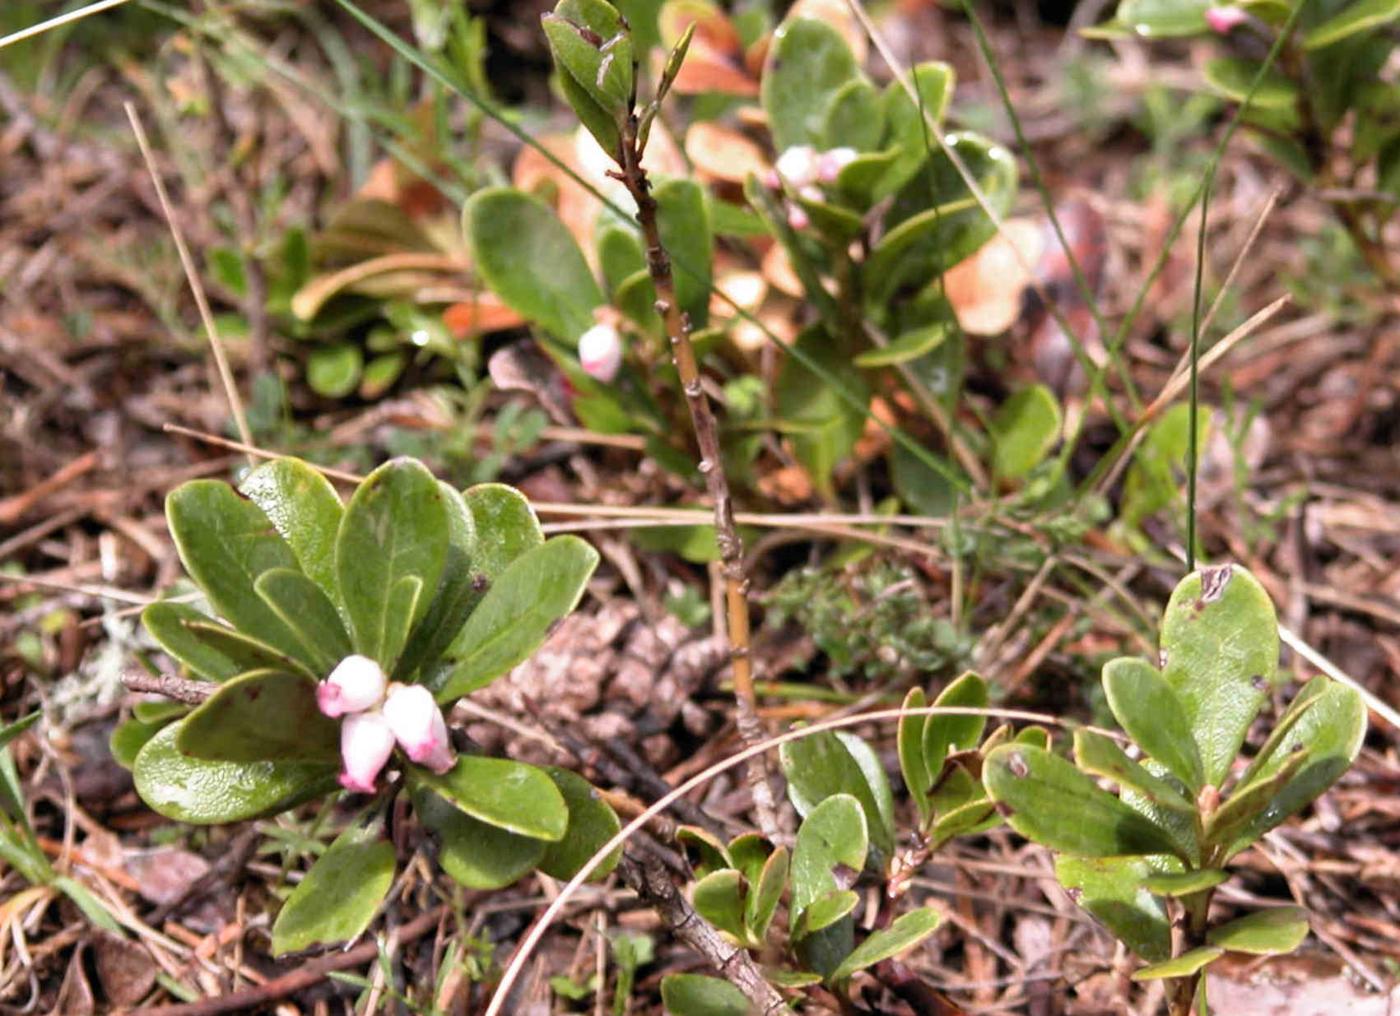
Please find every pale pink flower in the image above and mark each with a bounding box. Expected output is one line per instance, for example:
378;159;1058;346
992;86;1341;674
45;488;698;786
317;654;386;718
817;147;858;183
578;323;623;383
774;145;819;189
338;710;396;793
1205;6;1247;32
786;202;810;231
383;684;456;774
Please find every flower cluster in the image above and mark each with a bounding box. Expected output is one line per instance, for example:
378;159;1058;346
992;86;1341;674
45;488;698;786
317;655;455;792
764;144;858;230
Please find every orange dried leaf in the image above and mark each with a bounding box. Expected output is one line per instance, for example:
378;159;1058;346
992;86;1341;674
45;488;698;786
685;122;768;183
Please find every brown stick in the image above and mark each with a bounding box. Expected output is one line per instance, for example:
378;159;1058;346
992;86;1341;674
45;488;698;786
618;848;787;1015
123;905;447;1016
614;78;780;841
122;670;216;704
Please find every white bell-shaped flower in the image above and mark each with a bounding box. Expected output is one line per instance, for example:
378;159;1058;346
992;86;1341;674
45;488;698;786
382;684;456;774
338;710;396;793
317;654;387;718
578;323;624;383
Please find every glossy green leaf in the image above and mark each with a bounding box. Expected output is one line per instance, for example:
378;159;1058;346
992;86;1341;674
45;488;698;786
1159;565;1279;788
830;907;942;982
692;869;748;939
1116;0;1211;36
797;889;859;937
1206;906;1309;954
781;731;894;859
254;569;352;673
413;785;545;890
177;669;338;764
410;756;568;841
306;342;362;399
1141;869;1229;896
165;480;311;666
822;78;883;152
435;536;599;701
537;766;622;881
922;672;989;786
393;549;477;682
464;483;543;578
1204;748;1309;851
878;62;955;197
747;846;788;941
774;327;870;499
1217;679;1365;856
790;793;868;924
336;458;448;668
677;826;731;878
991;385;1062;479
660;974;750;1016
239;458;344;599
1103;657;1204;792
984;744;1184;858
175;617;317;681
111;716;172;770
133;721;337;824
543;0;633;119
1074;729;1195;817
655;176;713;328
761;15;862;151
727;834;770;887
271;823;395;955
1131;945;1223;981
1057;856;1173;961
141;602;244;682
1304;0;1400;48
898;688;931;821
854;324;948;368
464;187;603;341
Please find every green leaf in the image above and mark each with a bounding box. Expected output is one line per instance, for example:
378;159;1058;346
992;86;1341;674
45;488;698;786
692;869;748;939
761;15;862;151
781;731;895;859
1131;945;1223;981
1140;869;1229;896
537;766;622;881
822;78;883;152
336;458;449;669
1206;906;1309;954
1103;658;1205;792
177;669;338;764
173;617;317;681
142;602;245;682
165;480;311;667
0;714;38;756
830;907;942;982
239;458;344;599
983;744;1184;858
922;671;989;787
557;62;621;155
393;549;478;682
1304;0;1400;49
678;826;731;878
1116;0;1211;37
991;385;1062;479
1216;679;1365;856
878;62;955;197
746;846;788;941
1159;565;1279;788
654;176;713;328
464;187;603;342
1203;58;1300;113
254;569;352;673
412;784;545;890
111;716;173;770
1073;729;1195;817
1056;855;1173;961
660;974;751;1016
790;793;868;924
271;823;396;955
359;352;406;399
463;483;543;578
133;721;337;824
434;536;599;701
854;324;948;368
773;326;870;499
306;343;362;399
898;687;931;822
797;889;859;936
410;756;568;841
543;0;634;120
53;877;123;935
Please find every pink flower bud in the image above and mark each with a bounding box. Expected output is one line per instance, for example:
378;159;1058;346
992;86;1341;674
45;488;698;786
817;147;857;184
786;202;810;231
382;684;455;774
578;323;623;383
338;710;396;793
774;145;819;189
762;168;782;190
317;654;386;718
1205;6;1246;32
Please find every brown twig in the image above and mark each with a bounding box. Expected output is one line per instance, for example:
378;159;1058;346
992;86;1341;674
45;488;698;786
122;670;216;704
125;905;447;1016
613;67;780;841
617;847;787;1015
